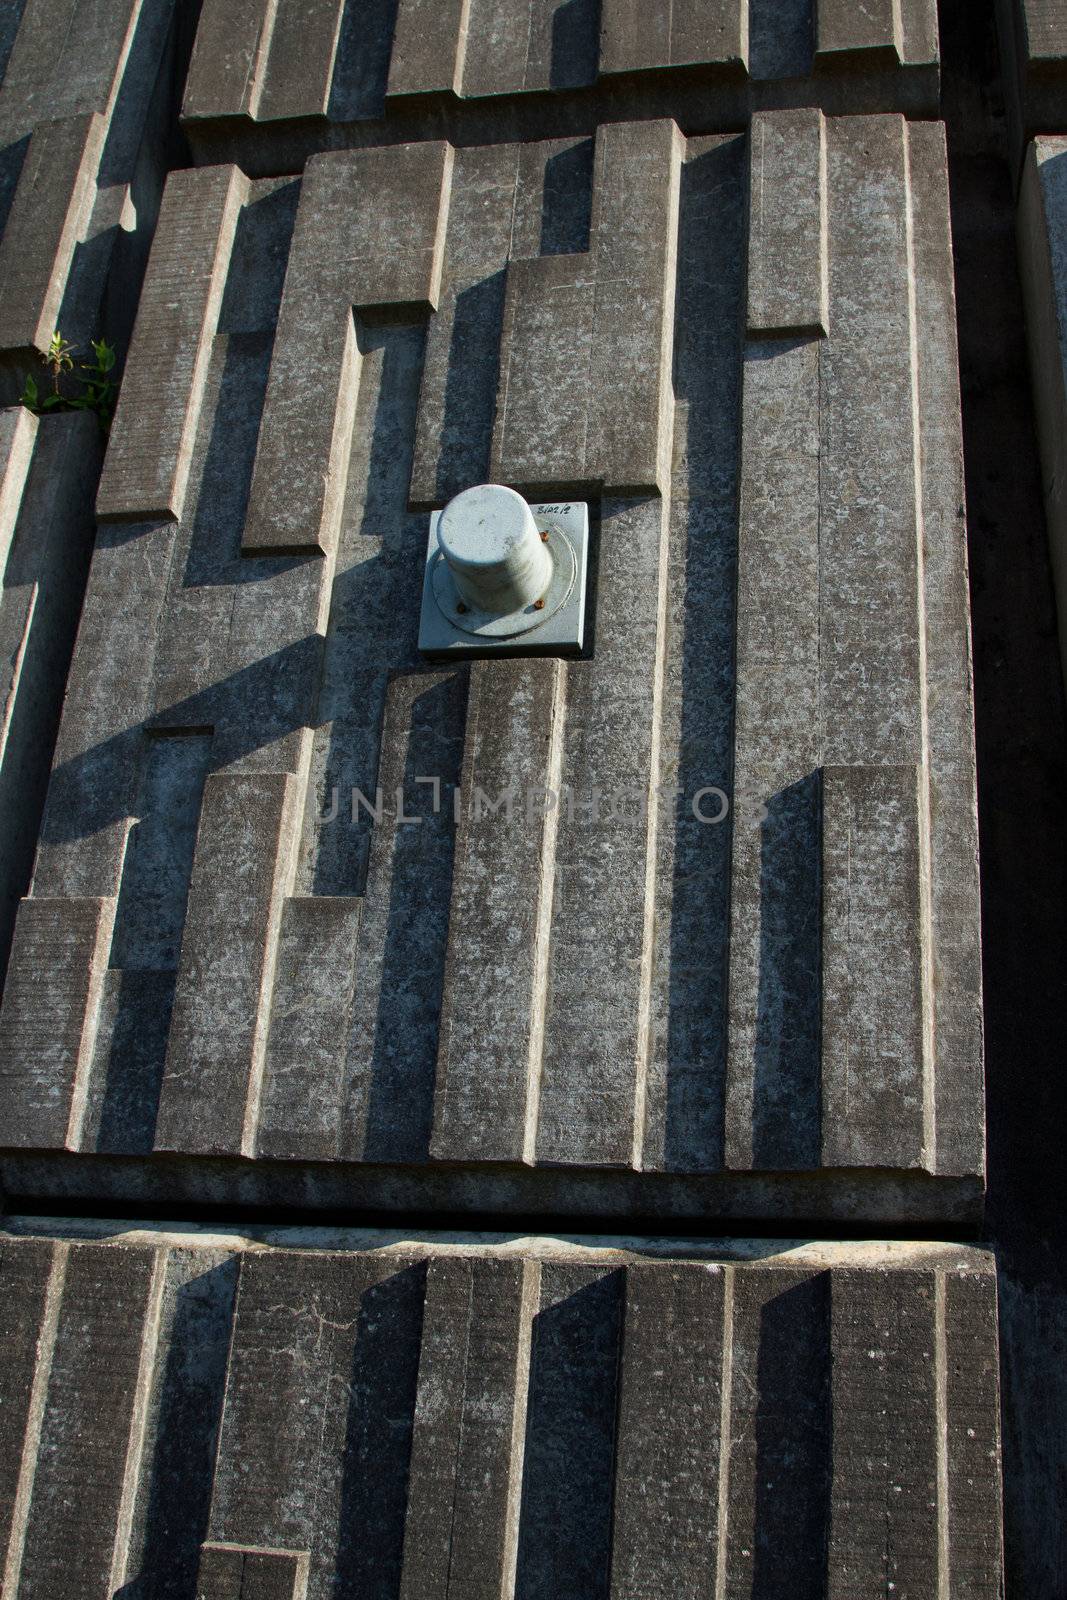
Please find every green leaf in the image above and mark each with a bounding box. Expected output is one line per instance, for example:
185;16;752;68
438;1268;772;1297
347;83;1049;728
20;375;38;408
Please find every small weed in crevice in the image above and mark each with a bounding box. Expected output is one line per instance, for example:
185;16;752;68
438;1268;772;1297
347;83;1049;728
20;329;117;432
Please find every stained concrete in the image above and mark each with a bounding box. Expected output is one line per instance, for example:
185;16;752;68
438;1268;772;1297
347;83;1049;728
0;0;191;398
0;1222;1005;1600
0;2;1047;1595
0;113;984;1225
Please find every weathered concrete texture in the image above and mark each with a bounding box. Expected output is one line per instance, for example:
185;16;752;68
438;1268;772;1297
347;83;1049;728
490;119;682;496
747;108;828;337
0;115;982;1223
242;141;453;555
179;0;941;172
0;1225;1005;1599
1017;138;1067;701
995;0;1067;163
197;1544;310;1600
726;114;982;1188
0;408;101;994
0;0;187;397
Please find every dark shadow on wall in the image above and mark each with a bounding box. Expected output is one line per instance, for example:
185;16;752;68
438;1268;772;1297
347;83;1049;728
329;0;401;121
0;0;29;82
331;1263;427;1600
116;1256;239;1600
433;270;508;505
514;1269;624;1600
306;316;466;1163
33;628;323;1158
550;0;602;90
432;132;595;502
663;137;745;1171
38;634;321;855
751;773;823;1170
313;319;431;901
540;138;594;254
92;969;176;1154
0;415;101;995
92;731;212;1154
0;133;30;252
360;671;468;1164
939;1;1067;1595
187;345;297;588
752;1274;832;1597
747;0;814;81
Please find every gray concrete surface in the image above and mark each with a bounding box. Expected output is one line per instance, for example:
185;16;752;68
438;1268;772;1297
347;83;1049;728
0;0;189;398
0;110;985;1224
0;1222;1004;1600
0;1;1053;1595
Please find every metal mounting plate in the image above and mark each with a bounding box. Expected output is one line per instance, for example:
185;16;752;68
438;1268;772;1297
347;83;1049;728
418;500;589;657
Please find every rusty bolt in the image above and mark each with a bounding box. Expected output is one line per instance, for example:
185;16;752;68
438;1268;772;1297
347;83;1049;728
540;529;550;542
533;597;546;611
456;601;468;614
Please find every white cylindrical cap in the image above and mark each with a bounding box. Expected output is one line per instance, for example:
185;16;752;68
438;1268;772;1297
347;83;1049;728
437;484;552;616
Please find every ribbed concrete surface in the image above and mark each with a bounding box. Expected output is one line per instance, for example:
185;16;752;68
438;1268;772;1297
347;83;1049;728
0;1226;1003;1600
0;112;984;1223
0;3;1014;1594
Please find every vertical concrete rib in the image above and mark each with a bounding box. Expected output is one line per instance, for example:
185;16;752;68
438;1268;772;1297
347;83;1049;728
182;0;280;120
341;668;469;1165
492;120;681;495
9;1243;162;1600
907;119;984;1178
0;1241;66;1600
243;142;453;555
599;0;748;73
256;896;362;1161
96;164;249;523
725;335;822;1171
155;772;301;1157
943;1268;1004;1597
432;658;565;1165
257;0;346;120
0;895;116;1149
816;0;903;59
0;114;107;360
387;0;470;96
106;1247;168;1596
827;1267;940;1597
536;495;669;1168
817;115;931;1172
197;1544;310;1600
609;1262;729;1595
399;1257;537;1600
747;110;829;338
820;765;930;1167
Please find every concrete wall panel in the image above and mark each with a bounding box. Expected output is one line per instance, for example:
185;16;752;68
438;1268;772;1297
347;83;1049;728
0;1227;1004;1600
0;115;983;1224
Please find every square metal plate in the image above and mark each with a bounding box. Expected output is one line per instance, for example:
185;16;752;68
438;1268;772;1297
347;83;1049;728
418;500;589;657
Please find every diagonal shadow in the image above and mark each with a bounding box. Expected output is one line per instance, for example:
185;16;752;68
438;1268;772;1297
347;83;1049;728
751;772;823;1169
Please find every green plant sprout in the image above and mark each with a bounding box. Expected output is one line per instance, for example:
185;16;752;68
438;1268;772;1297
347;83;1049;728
20;330;117;431
45;329;75;393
